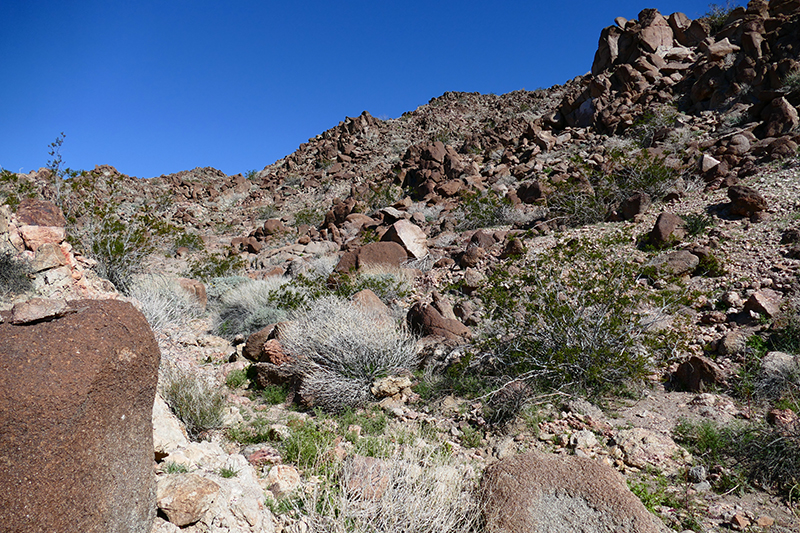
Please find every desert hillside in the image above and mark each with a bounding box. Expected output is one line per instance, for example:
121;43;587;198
2;2;800;532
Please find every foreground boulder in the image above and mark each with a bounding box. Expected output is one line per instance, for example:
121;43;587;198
0;299;161;533
481;451;668;533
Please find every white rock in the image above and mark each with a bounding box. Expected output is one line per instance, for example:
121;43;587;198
153;393;189;459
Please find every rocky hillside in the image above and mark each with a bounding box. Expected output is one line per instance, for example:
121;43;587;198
2;1;800;532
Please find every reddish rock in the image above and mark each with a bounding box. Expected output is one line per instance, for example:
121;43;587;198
263;218;288;235
481;451;667;533
9;297;70;324
407;302;472;341
16;198;66;227
761;97;799;138
460;246;485;268
351;288;392;319
648;212;685;247
156;474;220;527
334;241;408;274
728;186;767;217
243;324;277;362
672;355;726;392
619;192;651;220
469;230;496;249
0;299;160;533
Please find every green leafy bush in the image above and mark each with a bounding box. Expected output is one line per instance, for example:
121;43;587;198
187;252;246;281
281;296;418;412
469;240;667;423
703;2;737;33
453;190;514;230
0;251;33;299
681;212;715;236
161;366;226;439
225;368;249;389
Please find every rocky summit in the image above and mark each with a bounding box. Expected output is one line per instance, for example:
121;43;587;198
2;1;800;532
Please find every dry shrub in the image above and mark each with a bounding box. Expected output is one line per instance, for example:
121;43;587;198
129;275;202;333
281;296;418;412
160;365;226;440
295;447;480;533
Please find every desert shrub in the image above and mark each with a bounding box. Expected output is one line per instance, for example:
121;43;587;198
73;211;155;294
783;68;800;91
629;106;678;148
681;212;715;236
213;277;295;340
128;275;203;333
703;2;737;33
225;368;249;389
453;190;514;230
160;366;226;439
327;265;412;303
280;296;418;412
205;276;251;306
361;182;403;212
674;418;800;496
293;206;324;228
469;239;666;423
187;251;246;281
282;419;337;472
0;251;33;299
548;150;681;228
173;231;205;252
294;447;480;533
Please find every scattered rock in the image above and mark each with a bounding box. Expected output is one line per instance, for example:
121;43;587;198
481;451;668;532
157;474;221;527
672;355;727;392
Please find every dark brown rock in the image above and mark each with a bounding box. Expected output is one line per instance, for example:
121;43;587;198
649;212;685;247
728;185;767;217
481;451;668;533
620;192;651;220
643;250;699;278
672;355;726;392
760;97;799;138
0;299;160;533
16;198;66;227
460;246;485;268
407;302;472;341
334;241;409;275
744;289;782;318
243;324;277;362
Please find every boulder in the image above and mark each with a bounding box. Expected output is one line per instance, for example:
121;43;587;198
0;299;160;533
16;198;66;227
156;474;220;527
672;355;727;391
153;393;190;461
619;192;651;220
407;302;472;341
264;464;301;499
648;212;685;246
481;451;668;533
643;250;699;278
334;241;408;274
612;428;687;474
381;219;428;259
744;288;782;318
761;97;799;138
728;186;767;217
18;224;66;252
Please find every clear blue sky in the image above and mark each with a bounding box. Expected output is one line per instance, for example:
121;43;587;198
1;1;736;178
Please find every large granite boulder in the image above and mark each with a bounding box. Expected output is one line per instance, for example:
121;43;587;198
0;299;161;533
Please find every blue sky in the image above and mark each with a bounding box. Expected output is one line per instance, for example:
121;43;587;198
1;1;736;178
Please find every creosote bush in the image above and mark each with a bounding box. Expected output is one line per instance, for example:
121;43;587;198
466;238;670;424
160;366;226;440
280;296;418;412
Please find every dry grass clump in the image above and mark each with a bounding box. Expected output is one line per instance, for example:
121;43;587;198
128;275;203;333
295;447;480;533
281;296;418;412
160;365;226;439
213;276;295;339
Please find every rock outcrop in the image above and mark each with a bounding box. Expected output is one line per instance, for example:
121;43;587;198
0;299;161;533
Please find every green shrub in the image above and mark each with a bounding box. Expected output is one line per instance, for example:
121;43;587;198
282;419;336;472
629;106;678;148
471;240;665;423
262;384;289;405
703;2;737;33
453;190;514;230
783;68;800;91
681;212;715;236
174;232;205;252
218;466;239;478
187;251;246;281
225;368;249;389
163;461;189;474
0;251;33;299
293;207;323;228
281;296;419;412
161;366;226;439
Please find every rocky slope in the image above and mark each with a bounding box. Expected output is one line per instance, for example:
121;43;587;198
2;1;800;532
